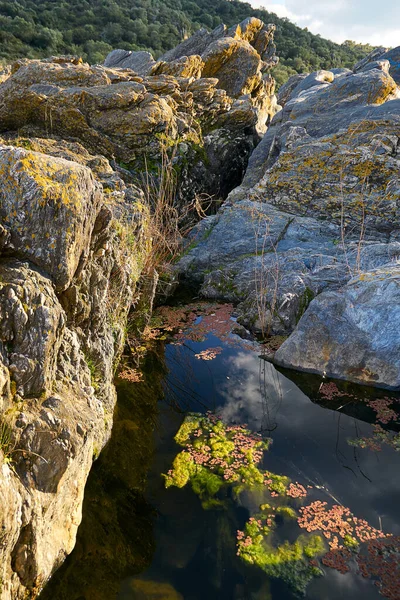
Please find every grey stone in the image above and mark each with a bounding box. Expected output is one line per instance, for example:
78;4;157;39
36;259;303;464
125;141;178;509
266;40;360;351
361;60;391;73
274;265;400;389
379;46;400;84
277;73;308;107
353;46;388;72
103;49;155;75
354;45;400;85
159;25;227;63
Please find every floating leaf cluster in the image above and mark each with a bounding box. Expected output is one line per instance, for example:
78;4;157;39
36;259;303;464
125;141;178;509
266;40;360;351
319;381;347;400
194;347;223;361
118;367;143;383
318;382;400;453
163;412;270;507
164;413;397;598
298;501;388;550
153;302;255;350
348;397;400;452
357;537;400;600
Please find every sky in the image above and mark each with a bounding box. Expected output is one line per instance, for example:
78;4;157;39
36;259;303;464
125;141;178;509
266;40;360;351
248;0;400;47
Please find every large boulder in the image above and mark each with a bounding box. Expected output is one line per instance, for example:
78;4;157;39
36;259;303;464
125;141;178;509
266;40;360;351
0;145;103;291
201;37;263;97
178;197;400;335
233;66;400;233
105;17;279;135
157;17;278;67
103;49;155;75
354;45;400;85
274;265;400;389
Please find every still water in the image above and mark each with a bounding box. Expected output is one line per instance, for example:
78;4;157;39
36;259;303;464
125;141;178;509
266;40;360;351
42;315;400;600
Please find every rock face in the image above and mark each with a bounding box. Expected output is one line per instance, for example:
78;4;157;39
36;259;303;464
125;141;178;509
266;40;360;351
0;138;148;599
0;146;103;291
0;18;279;212
178;57;400;388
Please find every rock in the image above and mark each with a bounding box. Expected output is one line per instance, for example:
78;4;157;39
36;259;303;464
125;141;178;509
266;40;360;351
378;47;400;85
274;265;400;389
103;49;156;75
0;65;11;84
0;137;149;599
177;51;400;389
151;55;204;78
353;46;388;72
237;68;400;234
129;579;183;599
361;59;391;73
283;69;335;101
0;145;103;291
0;19;276;595
354;45;400;85
201;37;263;97
277;73;308;107
0;18;279;206
159;25;227;63
0;261;64;397
253;120;400;235
178;199;358;333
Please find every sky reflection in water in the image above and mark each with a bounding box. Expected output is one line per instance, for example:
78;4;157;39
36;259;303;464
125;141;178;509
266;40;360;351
122;332;400;600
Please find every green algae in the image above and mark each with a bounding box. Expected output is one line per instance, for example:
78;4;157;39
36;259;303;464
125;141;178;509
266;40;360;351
343;534;360;550
237;517;325;596
163;413;328;596
264;471;290;495
190;466;225;509
276;506;297;519
164;451;195;489
163;413;271;508
302;534;326;558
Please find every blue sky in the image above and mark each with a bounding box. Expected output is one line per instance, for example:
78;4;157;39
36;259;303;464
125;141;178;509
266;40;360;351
249;0;399;47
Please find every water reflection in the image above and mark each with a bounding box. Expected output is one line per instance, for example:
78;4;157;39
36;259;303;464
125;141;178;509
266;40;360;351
40;351;164;600
42;330;400;599
137;333;400;599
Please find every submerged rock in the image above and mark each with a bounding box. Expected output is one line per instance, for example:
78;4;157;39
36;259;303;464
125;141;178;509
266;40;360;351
129;579;183;600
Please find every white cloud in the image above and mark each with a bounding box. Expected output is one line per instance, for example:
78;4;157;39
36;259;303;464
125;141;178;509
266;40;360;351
215;351;400;537
251;2;292;19
248;0;400;47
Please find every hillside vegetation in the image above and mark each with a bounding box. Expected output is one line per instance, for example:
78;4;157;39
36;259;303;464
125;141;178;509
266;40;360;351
0;0;374;84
